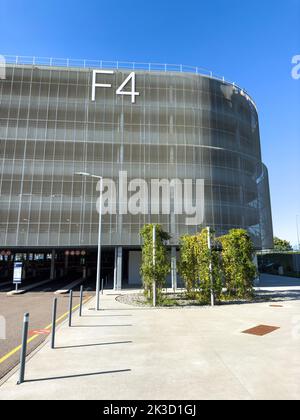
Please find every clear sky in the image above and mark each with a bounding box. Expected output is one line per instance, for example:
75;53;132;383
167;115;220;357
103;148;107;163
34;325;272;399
1;0;300;246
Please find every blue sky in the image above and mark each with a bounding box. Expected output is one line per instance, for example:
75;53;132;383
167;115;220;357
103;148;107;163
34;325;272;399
1;0;300;246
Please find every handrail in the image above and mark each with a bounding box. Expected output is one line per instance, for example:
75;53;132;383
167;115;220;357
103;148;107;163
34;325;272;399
1;54;257;110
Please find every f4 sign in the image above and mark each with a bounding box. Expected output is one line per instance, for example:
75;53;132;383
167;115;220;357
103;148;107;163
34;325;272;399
92;70;140;103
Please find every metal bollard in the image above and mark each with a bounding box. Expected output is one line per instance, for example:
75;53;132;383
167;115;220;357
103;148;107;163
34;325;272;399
79;285;83;317
18;313;29;385
51;298;57;349
68;289;73;327
101;277;104;295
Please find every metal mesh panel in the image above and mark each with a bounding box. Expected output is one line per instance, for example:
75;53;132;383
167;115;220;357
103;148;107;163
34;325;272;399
0;65;273;249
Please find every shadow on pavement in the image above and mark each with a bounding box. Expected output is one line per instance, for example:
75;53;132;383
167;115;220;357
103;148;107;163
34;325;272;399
23;369;131;383
256;290;300;301
219;290;300;306
83;314;133;317
56;340;132;349
72;324;133;328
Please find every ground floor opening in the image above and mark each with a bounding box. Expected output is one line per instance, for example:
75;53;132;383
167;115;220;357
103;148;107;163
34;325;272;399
0;246;182;290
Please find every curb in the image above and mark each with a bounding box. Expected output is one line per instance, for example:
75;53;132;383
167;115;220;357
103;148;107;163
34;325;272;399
6;278;54;296
54;277;85;294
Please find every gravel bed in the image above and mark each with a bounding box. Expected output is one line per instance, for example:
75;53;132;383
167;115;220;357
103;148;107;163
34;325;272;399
116;289;300;308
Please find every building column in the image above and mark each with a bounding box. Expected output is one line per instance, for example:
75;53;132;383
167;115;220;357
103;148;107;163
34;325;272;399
64;253;69;275
32;254;37;277
115;246;123;290
171;246;177;291
21;255;26;281
50;249;56;280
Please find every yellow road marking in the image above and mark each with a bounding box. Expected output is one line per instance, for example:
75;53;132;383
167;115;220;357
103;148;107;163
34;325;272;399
0;295;93;365
0;335;39;365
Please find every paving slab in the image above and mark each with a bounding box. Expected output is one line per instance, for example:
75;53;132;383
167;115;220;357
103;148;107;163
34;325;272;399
0;290;299;400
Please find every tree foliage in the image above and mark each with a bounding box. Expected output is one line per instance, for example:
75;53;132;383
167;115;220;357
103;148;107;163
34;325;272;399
219;229;256;298
140;224;170;303
178;235;199;294
273;237;293;252
196;228;223;302
140;224;257;305
178;228;222;302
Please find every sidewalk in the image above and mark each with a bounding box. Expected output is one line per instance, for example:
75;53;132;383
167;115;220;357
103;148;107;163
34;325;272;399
0;290;300;400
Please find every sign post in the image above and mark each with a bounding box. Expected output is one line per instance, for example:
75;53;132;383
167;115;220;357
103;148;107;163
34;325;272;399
13;262;22;292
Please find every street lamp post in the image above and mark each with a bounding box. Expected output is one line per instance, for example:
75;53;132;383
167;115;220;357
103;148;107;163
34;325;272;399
152;224;156;307
75;172;103;311
207;226;214;307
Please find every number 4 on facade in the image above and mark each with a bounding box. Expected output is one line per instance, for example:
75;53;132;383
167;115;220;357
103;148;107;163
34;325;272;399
116;72;139;103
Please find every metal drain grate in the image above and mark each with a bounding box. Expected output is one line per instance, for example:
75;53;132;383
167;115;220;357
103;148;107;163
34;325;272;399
242;325;280;336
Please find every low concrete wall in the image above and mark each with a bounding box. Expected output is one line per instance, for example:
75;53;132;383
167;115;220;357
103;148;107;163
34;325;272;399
128;249;185;288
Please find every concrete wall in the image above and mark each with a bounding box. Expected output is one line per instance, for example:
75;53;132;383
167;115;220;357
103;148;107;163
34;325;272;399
128;249;185;288
128;251;142;286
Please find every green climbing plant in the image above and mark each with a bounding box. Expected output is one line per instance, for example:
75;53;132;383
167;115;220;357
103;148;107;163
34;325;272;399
219;229;256;298
140;224;170;304
179;228;223;303
195;228;223;303
178;234;199;297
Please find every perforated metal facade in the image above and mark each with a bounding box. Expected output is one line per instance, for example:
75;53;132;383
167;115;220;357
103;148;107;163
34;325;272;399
0;62;273;250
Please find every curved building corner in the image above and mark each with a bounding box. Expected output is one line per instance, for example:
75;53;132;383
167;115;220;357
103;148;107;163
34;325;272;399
0;57;273;287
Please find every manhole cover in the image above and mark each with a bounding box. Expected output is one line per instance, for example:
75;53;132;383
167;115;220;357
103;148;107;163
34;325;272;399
242;325;280;336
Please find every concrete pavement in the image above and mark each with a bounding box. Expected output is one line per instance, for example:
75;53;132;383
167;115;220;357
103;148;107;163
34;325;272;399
0;290;300;400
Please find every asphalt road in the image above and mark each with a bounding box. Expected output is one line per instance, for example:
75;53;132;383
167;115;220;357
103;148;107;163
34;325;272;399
0;276;95;380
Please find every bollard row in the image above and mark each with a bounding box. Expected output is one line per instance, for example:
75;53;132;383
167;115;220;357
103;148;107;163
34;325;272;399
68;289;73;327
18;286;86;384
51;297;57;349
17;313;29;385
